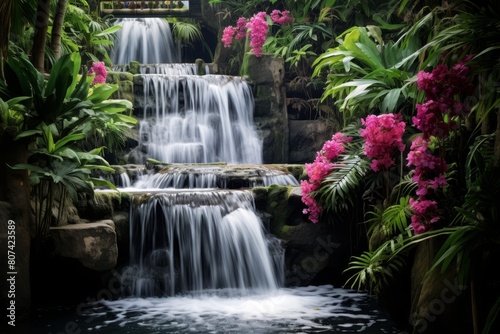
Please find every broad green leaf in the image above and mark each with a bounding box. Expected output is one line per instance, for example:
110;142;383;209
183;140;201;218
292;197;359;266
88;84;119;103
53;133;86;152
95;25;122;36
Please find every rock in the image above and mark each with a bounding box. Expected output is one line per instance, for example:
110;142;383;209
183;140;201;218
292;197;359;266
112;212;130;265
246;55;285;85
50;220;118;271
253;184;346;286
288;120;332;163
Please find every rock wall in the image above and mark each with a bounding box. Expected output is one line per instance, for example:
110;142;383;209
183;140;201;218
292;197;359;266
253;184;353;287
246;55;289;163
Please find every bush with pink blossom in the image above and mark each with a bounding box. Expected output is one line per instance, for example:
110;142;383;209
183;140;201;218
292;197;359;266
221;9;294;57
301;132;352;223
407;56;472;234
360;113;406;172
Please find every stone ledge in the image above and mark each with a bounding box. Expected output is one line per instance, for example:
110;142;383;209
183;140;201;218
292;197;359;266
50;220;118;271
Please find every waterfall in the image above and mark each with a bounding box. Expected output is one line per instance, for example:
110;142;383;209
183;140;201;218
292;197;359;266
110;18;279;300
111;18;180;64
112;63;207;75
124;190;284;297
110;18;263;165
130;165;299;189
136;74;263;164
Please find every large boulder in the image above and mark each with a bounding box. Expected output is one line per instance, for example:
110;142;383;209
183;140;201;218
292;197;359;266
288;120;332;163
253;185;349;286
50;220;118;271
247;55;290;163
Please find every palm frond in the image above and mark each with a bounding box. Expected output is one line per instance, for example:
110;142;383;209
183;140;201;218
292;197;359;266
465;133;495;188
483;296;500;334
344;234;409;293
381;195;412;235
317;154;370;214
171;19;203;47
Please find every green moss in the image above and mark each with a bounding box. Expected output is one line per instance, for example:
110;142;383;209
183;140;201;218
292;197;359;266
93;191;123;216
106;72;120;83
128;61;140;75
111;165;126;174
286;164;306;181
118;72;134;81
253;184;294;238
195;59;206;75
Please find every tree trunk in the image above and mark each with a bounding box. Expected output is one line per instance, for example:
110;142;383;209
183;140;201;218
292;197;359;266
31;0;51;72
0;128;32;322
50;0;68;61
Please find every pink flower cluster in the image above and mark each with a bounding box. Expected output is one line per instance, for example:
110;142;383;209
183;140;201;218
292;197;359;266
408;57;472;234
360;113;406;171
413;57;473;139
246;12;268;57
88;61;107;85
301;133;352;223
406;137;448;233
221;10;293;57
270;9;294;25
409;198;440;235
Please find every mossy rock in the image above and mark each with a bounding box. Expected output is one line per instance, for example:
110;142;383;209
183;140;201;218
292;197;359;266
286;164;307;181
253;184;294;238
128;61;140;75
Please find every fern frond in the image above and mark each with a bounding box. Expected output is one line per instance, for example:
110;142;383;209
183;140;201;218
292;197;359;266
317;154;370;214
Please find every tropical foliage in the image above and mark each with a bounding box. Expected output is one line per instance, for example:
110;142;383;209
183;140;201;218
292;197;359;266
0;52;135;248
292;0;500;332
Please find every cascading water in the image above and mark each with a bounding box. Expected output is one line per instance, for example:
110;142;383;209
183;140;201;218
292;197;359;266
124;190;283;297
109;18;278;299
136;74;262;164
111;18;180;64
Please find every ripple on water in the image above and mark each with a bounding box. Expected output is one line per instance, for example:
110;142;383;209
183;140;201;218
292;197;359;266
84;285;399;334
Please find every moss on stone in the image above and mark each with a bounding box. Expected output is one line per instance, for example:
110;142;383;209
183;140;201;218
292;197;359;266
111;165;126;175
253;184;294;238
128;61;140;75
286;164;307;181
118;72;134;81
106;72;120;84
195;59;206;75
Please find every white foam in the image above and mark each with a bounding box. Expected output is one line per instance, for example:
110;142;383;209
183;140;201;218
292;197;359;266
89;286;389;333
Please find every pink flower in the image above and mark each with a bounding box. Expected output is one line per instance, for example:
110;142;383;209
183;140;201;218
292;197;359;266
235;17;248;40
222;26;237;48
360;113;406;171
270;10;294;25
246;12;268;57
301;132;351;223
88;61;107;85
320;132;352;160
409;198;441;234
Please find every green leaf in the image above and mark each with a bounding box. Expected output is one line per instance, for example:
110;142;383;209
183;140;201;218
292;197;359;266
15;129;42;140
95;25;122;36
90;177;118;190
53;133;86;152
88;84;119;103
381;88;402;113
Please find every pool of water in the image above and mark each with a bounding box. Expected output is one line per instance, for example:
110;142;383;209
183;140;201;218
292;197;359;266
20;286;400;334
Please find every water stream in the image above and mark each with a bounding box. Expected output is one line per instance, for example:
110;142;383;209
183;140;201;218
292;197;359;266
135;74;262;164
